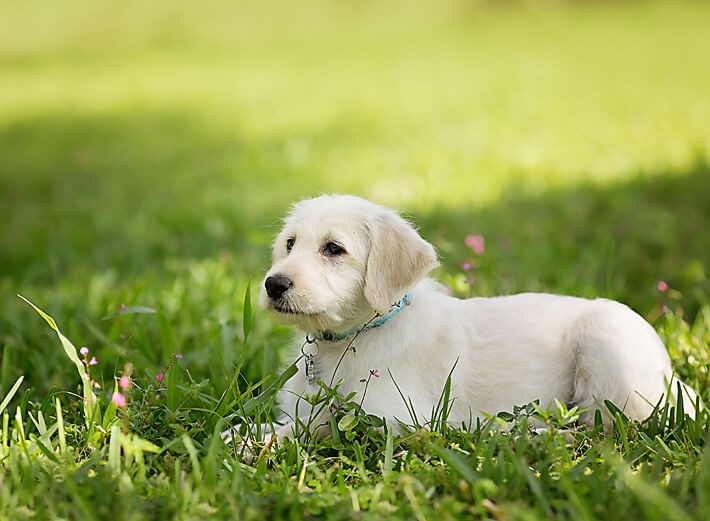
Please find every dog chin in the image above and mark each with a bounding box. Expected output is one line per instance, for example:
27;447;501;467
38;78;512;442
268;304;342;332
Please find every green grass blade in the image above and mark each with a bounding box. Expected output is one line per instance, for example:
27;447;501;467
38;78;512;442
204;418;227;486
516;457;553;517
108;424;121;473
55;396;66;456
2;411;8;458
242;283;253;344
166;363;177;413
697;447;710;516
0;375;24;417
34;437;60;463
182;434;202;481
436;448;479;484
17;294;59;331
1;346;11;399
383;427;394;478
18;295;97;424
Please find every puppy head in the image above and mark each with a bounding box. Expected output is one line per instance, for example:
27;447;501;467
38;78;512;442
261;194;439;333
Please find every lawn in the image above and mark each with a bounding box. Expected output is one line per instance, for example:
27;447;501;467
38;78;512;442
1;0;709;519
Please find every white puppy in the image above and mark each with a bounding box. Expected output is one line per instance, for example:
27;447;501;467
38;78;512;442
240;194;696;444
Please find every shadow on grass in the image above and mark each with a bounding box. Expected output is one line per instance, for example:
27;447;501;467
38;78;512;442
423;158;710;318
0;109;337;283
2;109;707;311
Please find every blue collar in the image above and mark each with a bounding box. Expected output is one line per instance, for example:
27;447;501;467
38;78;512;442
319;293;413;343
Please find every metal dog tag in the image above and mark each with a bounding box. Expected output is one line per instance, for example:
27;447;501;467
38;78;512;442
305;354;316;385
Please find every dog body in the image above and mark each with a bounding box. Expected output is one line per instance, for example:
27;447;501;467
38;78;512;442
255;194;695;439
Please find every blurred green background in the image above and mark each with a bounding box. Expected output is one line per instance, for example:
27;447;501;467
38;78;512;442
1;0;709;396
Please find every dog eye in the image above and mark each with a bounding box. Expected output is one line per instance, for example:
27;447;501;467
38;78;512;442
286;237;295;252
323;242;346;256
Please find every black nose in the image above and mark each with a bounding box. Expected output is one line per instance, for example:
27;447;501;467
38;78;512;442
265;274;293;300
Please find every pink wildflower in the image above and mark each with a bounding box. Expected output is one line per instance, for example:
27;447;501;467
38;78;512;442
89;356;98;366
156;374;164;382
119;375;130;390
370;369;380;378
462;262;471;271
80;347;89;356
175;353;183;360
657;280;669;292
662;305;669;313
465;235;485;255
111;392;126;408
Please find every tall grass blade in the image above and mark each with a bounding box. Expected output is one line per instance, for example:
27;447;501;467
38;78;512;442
431;360;458;432
698;447;710;517
55;397;66;456
2;411;8;459
108;424;121;473
516;458;552;517
242;283;253;344
182;434;202;481
383;427;394;478
1;346;11;398
204;418;227;486
0;375;24;417
436;447;479;484
35;438;60;463
18;295;97;426
166;363;177;413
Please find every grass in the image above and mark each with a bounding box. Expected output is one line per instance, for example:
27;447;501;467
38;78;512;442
1;0;709;519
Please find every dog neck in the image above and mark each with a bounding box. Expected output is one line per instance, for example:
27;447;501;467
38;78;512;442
300;294;413;385
312;293;413;343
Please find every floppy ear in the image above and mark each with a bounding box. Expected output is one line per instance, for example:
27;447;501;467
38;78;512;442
364;210;439;313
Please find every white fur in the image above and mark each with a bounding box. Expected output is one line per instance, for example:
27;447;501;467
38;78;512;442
228;194;697;444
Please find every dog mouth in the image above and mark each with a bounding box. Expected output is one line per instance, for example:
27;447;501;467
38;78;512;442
269;299;323;317
271;302;302;315
267;298;341;333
